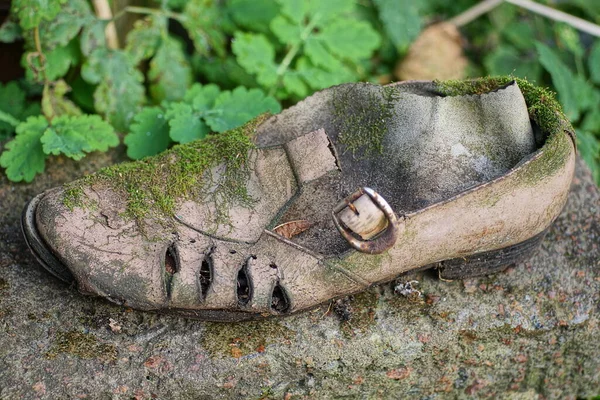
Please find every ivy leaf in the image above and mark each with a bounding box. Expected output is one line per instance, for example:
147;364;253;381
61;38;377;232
229;0;280;33
11;0;67;30
38;0;92;51
82;49;145;131
373;0;421;50
124;107;171;159
148;36;192;103
80;19;107;57
183;0;227;57
124;17;161;64
0;18;22;43
232;32;278;87
205;87;280;132
319;20;381;62
42;80;82;120
589;41;600;85
165;103;210;144
41;115;118;160
0;116;47;182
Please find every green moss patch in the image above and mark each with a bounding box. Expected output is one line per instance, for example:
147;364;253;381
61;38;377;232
46;330;117;361
201;319;295;358
333;84;398;157
63;114;271;221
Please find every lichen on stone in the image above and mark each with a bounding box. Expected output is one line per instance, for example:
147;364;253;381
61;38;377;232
63;114;271;221
46;330;117;361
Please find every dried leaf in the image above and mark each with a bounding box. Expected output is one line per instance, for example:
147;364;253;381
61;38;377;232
274;220;312;239
395;23;468;81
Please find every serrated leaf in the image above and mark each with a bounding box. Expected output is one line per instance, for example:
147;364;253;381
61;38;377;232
148;37;192;103
304;37;343;71
319;20;380;62
124;107;171;159
232;32;278;87
277;0;352;26
80;19;107;57
41;115;118;160
589;41;600;85
183;0;227;57
229;0;279;33
11;0;67;30
38;0;92;51
42;80;82;120
188;84;221;112
270;15;302;46
82;49;145;131
282;72;308;98
0;81;27;138
165;103;210;144
373;0;421;50
0;116;47;182
536;42;582;121
205;87;280;132
0;19;22;43
125;17;161;63
296;57;356;90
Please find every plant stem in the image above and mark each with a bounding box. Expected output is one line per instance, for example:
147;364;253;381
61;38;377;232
124;6;184;23
32;26;48;84
270;18;318;97
92;0;120;49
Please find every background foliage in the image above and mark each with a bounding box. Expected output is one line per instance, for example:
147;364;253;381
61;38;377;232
0;0;598;183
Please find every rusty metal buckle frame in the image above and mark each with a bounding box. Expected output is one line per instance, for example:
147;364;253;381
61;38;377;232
331;187;399;254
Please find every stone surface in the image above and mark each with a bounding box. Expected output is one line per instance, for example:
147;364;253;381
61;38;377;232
0;150;598;400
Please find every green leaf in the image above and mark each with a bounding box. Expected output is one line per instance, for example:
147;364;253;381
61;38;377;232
124;17;161;64
373;0;421;50
183;0;227;57
555;23;584;59
270;15;302;46
0;81;27;138
318;20;380;62
229;0;280;33
0;19;22;43
0;116;47;182
205;87;280;132
41;115;118;160
11;0;67;30
42;80;82;120
232;32;278;87
148;37;192;103
82;49;145;131
576;129;600;184
296;57;356;90
80;19;107;57
304;37;343;71
282;71;308;98
192;55;257;89
124;107;171;159
484;46;541;82
187;83;221;112
38;0;92;51
581;110;600;134
589;40;600;85
24;39;80;83
165;103;210;144
536;42;582;121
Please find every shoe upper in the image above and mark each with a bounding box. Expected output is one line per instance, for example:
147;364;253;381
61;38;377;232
31;78;576;318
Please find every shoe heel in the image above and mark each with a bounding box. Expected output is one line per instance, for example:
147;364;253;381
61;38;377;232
437;228;548;280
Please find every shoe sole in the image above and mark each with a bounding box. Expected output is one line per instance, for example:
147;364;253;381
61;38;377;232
22;191;547;319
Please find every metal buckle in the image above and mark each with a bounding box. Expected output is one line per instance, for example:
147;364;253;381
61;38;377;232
332;187;399;254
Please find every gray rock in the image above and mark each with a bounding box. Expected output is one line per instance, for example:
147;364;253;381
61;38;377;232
0;150;598;400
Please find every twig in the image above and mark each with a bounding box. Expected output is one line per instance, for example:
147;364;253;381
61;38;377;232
505;0;600;37
92;0;120;49
450;0;600;38
449;0;503;27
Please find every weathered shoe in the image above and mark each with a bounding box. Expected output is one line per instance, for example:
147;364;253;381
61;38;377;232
22;77;576;321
